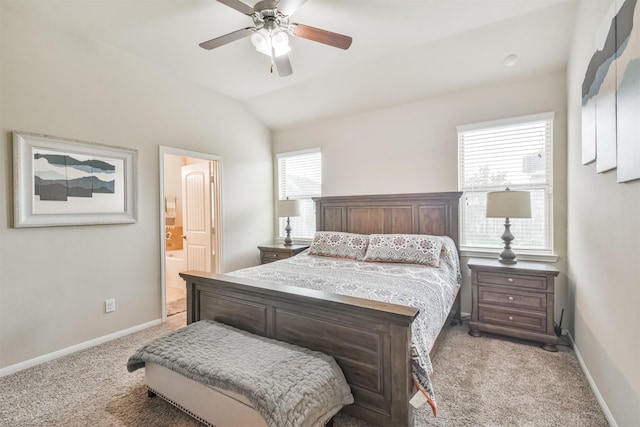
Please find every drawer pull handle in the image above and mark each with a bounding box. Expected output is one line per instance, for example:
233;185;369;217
508;316;514;321
508;296;514;301
507;278;514;283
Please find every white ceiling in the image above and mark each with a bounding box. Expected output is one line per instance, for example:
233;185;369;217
5;0;581;130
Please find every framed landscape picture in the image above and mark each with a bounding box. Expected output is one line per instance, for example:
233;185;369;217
13;131;138;227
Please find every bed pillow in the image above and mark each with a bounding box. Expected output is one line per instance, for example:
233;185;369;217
362;234;443;267
308;231;369;261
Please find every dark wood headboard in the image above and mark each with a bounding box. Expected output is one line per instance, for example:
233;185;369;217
313;192;462;247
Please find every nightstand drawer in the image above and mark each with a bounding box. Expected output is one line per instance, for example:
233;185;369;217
477;271;547;290
260;251;289;263
258;244;309;265
478;286;546;312
478;306;547;333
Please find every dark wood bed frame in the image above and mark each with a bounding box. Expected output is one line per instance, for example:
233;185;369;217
180;192;462;427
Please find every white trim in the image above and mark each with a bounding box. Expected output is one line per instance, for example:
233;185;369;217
0;319;161;378
567;332;619;427
274;148;322;241
460;248;559;263
456;111;555;132
159;146;224;319
275;147;321;159
458;112;555;254
275;237;313;245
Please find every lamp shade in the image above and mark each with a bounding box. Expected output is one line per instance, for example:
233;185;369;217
486;190;531;219
277;199;301;218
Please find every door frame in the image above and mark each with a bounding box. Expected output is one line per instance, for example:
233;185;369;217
159;146;223;320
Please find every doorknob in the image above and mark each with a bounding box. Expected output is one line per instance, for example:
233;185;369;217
182;235;187;240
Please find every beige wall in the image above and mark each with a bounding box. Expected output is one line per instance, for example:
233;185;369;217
0;6;272;369
566;1;640;425
274;70;568;319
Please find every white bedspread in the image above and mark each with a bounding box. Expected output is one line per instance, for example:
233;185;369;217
228;236;461;413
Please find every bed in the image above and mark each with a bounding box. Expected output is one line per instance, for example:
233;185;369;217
178;192;462;427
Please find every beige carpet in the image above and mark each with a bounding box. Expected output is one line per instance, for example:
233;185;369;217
0;313;608;426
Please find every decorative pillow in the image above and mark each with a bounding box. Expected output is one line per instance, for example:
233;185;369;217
362;234;443;267
308;231;369;261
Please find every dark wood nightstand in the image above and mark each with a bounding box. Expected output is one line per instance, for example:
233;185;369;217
258;244;309;264
468;258;560;352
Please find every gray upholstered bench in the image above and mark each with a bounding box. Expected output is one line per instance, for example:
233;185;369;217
128;320;354;427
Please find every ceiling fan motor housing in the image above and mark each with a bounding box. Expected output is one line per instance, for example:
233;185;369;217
253;0;280;14
253;1;289;33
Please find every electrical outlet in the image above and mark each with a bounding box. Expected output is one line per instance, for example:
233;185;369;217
105;298;116;313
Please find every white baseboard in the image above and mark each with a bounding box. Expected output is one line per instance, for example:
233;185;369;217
0;318;162;378
567;331;618;427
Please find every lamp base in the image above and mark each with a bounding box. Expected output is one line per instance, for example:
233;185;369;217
284;217;293;246
498;218;518;264
498;255;518;265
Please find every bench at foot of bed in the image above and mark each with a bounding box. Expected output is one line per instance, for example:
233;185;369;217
145;362;270;427
128;319;354;427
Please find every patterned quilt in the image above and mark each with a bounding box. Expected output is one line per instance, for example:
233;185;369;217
228;236;461;415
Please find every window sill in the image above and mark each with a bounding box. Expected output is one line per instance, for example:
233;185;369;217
276;237;313;246
460;248;559;263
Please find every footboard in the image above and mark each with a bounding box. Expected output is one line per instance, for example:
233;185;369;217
180;270;419;427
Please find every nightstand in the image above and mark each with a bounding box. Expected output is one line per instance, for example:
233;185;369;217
258;244;309;264
468;258;560;352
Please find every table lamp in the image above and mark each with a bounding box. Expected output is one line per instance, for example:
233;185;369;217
277;198;301;246
486;188;531;264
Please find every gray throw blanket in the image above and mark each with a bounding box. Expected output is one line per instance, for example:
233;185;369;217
127;320;354;427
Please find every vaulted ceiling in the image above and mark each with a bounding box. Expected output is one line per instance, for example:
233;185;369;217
6;0;580;130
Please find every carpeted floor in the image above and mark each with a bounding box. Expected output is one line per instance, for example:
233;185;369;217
0;313;608;426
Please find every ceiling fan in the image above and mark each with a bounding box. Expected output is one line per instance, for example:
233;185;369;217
199;0;353;77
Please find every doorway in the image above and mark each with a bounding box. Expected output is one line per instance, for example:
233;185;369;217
159;147;222;320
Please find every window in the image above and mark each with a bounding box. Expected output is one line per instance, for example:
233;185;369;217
276;148;321;242
457;112;554;255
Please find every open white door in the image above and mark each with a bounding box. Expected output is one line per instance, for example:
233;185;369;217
182;162;212;272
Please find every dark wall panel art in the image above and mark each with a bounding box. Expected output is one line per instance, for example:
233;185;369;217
581;0;640;183
616;0;640;182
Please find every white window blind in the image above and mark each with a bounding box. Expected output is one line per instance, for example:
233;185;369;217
277;148;321;241
457;112;554;254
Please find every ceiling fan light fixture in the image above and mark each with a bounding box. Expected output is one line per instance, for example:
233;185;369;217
251;29;270;55
251;27;291;57
271;29;291;57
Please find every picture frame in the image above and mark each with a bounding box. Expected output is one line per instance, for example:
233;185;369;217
13;131;138;227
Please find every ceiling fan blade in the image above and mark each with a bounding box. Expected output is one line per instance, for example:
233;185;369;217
290;23;352;50
216;0;255;16
273;51;293;77
199;27;254;50
276;0;308;16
